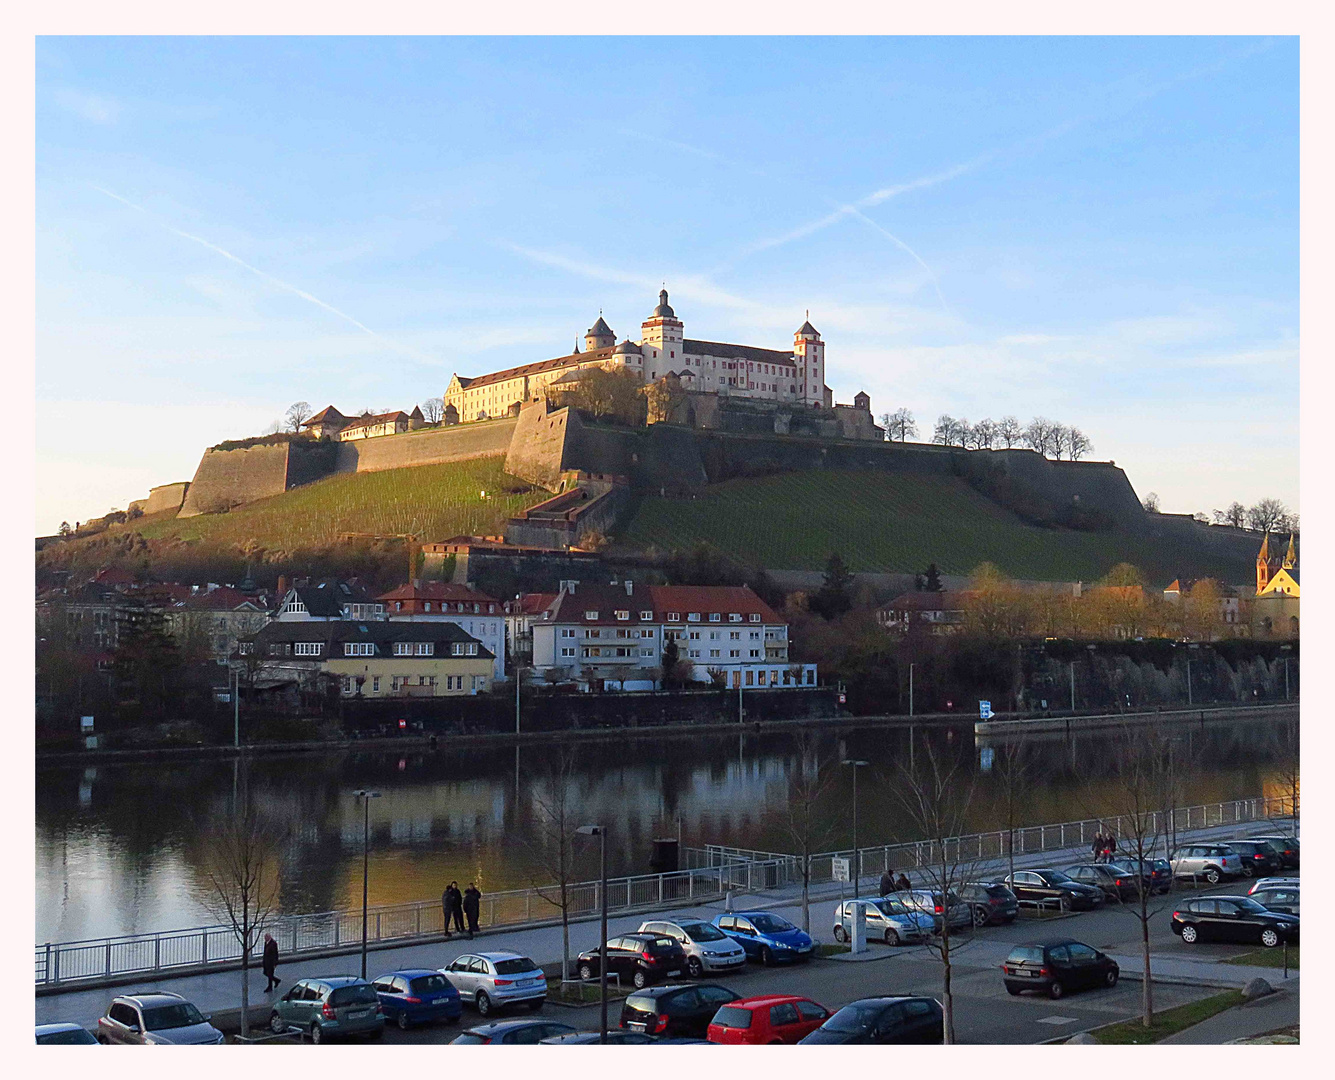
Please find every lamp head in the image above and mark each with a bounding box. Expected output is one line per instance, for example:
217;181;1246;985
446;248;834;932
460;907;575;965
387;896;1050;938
575;825;605;836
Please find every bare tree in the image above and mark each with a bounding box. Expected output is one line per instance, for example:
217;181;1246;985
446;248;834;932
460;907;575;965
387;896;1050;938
881;407;918;442
888;735;982;1044
1247;498;1288;534
1049;423;1072;460
420;397;444;424
775;731;841;933
521;745;582;985
1212;501;1247;528
968;418;996;450
284;401;312;432
989;736;1031;893
195;788;290;1039
932;414;957;446
261;418;283;436
1142;492;1161;513
1068;427;1092;460
1022;417;1055;457
995;415;1023;448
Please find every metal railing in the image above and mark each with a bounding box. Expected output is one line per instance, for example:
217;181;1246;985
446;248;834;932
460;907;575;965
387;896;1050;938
35;856;800;988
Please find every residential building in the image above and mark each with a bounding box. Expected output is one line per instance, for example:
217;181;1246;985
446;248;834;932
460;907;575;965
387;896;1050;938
877;591;969;633
527;580;815;691
504;591;559;669
301;405;350;439
164;585;271;663
241;621;494;698
377;580;508;678
1161;578;1241;627
336;407;425;441
272;579;385;622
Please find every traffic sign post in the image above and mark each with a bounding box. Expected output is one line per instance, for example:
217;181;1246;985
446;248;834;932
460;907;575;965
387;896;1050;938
979;700;993;719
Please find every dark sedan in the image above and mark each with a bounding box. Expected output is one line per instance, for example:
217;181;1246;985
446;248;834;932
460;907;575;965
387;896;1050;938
798;997;943;1044
1061;862;1147;902
451;1019;577;1044
1227;840;1284;878
619;984;741;1038
1005;868;1105;911
1249;834;1299;870
1171;895;1299;947
1001;940;1120;1000
957;882;1019;926
576;933;687;990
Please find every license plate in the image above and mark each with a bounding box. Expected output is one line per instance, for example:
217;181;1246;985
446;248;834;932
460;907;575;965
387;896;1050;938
1020;970;1037;978
524;977;543;986
628;1021;647;1032
350;1009;373;1019
667;969;681;977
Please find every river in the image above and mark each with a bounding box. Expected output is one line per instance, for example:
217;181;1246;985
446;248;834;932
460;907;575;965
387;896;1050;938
35;713;1297;944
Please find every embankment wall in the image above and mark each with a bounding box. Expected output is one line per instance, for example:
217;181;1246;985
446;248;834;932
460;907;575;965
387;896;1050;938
143;482;191;515
333;417;516;474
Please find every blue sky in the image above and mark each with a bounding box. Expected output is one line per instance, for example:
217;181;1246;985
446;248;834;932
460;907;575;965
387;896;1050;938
36;36;1298;535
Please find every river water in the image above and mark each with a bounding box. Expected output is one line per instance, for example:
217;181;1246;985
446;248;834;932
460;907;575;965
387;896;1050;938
35;714;1297;944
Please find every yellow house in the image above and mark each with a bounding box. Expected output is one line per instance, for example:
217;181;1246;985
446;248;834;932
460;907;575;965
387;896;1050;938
1247;533;1299;639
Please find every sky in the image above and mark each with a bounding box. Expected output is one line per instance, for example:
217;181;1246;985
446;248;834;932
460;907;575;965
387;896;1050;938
35;36;1299;535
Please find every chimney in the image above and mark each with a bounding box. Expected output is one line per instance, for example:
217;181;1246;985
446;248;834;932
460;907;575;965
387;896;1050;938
625;580;634;596
277;575;289;596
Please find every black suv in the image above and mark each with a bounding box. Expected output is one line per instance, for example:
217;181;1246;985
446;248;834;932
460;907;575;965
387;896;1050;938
577;933;687;990
1005;869;1105;911
1249;834;1299;870
1226;840;1284;878
957;882;1019;926
798;997;943;1044
1002;940;1120;999
620;984;741;1038
1171;895;1299;947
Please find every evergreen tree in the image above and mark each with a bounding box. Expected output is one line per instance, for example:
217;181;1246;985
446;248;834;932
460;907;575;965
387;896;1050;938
812;552;854;619
923;563;943;592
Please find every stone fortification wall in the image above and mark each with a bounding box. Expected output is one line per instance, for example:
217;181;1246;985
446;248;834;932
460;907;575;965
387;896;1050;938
505;404;576;490
179;443;298;517
333;417;516;475
143;482;191;515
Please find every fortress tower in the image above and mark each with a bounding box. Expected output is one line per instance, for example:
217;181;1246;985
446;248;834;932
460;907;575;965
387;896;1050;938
794;317;826;407
640;289;685;379
585;315;615;352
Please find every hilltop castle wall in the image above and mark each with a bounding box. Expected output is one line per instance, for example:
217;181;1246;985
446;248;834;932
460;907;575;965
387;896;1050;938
179;442;305;517
332;417;517;475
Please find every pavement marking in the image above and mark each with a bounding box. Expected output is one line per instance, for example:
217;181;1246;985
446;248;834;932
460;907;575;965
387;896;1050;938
1034;1016;1079;1025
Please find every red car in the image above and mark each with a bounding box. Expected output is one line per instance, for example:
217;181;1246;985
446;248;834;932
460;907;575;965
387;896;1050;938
706;994;830;1045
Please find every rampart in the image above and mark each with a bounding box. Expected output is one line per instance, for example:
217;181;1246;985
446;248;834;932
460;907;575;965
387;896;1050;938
143;482;191;515
179;441;337;518
333;417;516;475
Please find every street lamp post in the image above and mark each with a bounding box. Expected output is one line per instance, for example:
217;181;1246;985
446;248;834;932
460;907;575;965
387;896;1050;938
352;790;381;979
576;824;608;1043
233;665;240;748
842;760;869;898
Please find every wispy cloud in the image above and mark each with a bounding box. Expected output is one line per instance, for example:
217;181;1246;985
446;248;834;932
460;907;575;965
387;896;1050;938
53;87;120;124
92;185;440;365
846;207;950;315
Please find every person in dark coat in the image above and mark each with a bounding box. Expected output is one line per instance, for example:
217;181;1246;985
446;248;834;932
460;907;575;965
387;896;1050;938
896;872;911;892
442;887;454;937
447;881;465;934
879;870;896;896
262;932;280;992
1092;832;1104;863
463;883;482;938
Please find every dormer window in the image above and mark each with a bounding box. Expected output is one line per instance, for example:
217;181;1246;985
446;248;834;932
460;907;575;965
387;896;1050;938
729;613;742;622
615;610;630;621
667;613;680;622
640;610;653;620
709;613;721;622
424;601;431;612
687;613;701;622
750;614;761;623
585;611;599;621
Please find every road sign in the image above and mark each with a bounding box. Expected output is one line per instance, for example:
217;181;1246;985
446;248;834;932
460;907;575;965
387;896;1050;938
831;857;850;882
979;700;994;719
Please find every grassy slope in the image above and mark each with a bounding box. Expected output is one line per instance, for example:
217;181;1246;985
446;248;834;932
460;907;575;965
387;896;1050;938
618;470;1215;581
125;456;548;549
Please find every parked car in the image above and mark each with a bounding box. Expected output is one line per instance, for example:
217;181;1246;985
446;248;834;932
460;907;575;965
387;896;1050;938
798;996;943;1044
1005;869;1105;911
1061;862;1149;902
441;951;547;1016
97;993;225;1045
371;969;463;1029
1171;895;1299;947
1118;856;1173;894
36;1023;99;1045
620;984;742;1038
832;896;934;944
576;933;687;990
1249;834;1299;870
712;911;814;964
897;888;974;931
1248;884;1299;917
637;919;747;977
1170;843;1244;884
956;882;1019;926
1001;940;1120;1000
268;976;384;1043
1225;839;1284;878
451;1019;577;1044
707;995;830;1044
1249;875;1301;894
540;1030;655;1044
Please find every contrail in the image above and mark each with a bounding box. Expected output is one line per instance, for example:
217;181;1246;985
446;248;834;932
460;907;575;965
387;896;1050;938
91;185;438;364
846;206;951;316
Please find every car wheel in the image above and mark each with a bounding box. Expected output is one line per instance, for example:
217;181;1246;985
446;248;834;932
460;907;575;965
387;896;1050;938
1005;984;1021;996
885;929;900;946
687;957;704;977
1181;925;1198;944
1260;928;1280;948
476;991;491;1017
96;1034;110;1044
633;969;648;989
1048;980;1065;1001
760;946;773;967
1105;968;1119;988
972;906;988;927
310;1023;324;1045
579;964;593;981
1241;865;1254;878
269;1012;285;1035
832;925;847;943
1204;867;1221;885
397;1011;411;1031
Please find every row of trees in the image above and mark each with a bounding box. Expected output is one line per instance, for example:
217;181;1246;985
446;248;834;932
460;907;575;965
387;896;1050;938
265;398;450;437
934;413;1092;459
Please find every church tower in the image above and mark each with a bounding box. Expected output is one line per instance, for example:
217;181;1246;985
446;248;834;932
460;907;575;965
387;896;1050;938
1283;534;1297;570
794;316;824;407
1256;533;1272;594
640;289;684;380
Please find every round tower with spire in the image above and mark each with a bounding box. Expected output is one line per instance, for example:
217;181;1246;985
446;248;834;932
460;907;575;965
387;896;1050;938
640;289;684;379
585;314;615;353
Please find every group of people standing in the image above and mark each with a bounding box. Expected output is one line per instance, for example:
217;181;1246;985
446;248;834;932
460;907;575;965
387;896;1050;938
878;870;913;895
1091;831;1119;864
442;881;483;938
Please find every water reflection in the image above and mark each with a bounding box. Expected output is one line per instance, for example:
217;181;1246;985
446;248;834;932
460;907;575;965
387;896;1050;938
35;715;1296;943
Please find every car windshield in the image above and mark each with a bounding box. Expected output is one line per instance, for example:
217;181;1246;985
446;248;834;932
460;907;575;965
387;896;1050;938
493;958;538;975
624;995;657;1013
409;975;452;995
681;922;726;941
751;914;795;933
711;1006;753;1029
1007;947;1045;963
1041;871;1073;883
329;985;379;1007
141;1003;206;1031
37;1028;98;1044
452;1033;489;1045
824;1004;881;1033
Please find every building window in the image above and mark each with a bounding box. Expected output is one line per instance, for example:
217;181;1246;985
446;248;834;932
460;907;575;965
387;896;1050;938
640;629;654;638
730;631;740;640
293;642;322;657
452;643;464;656
667;613;680;622
561;647;576;657
416;642;433;656
640;610;654;620
560;628;575;638
467;643;478;655
709;649;720;658
372;676;380;693
750;649;761;658
709;613;720;622
729;613;742;622
585;611;599;620
615;610;630;620
750;614;761;622
344;642;374;657
687;613;701;622
424;602;432;612
730;649;740;658
284;600;307;614
394;642;412;656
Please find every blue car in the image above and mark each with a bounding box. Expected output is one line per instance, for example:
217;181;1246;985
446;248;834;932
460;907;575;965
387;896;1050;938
371;969;463;1030
712;911;814;965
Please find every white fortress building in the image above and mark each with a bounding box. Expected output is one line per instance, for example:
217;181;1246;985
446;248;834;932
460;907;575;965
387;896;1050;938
444;290;834;424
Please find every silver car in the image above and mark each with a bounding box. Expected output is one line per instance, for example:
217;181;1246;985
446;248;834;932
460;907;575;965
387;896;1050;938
1170;843;1244;884
441;951;547;1017
831;897;934;945
96;992;224;1045
897;889;973;932
637;919;747;976
1249;876;1301;894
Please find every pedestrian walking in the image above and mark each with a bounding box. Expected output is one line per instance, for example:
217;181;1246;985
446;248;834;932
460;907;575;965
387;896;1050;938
1104;832;1117;864
447;881;465;934
879;869;896;896
262;932;281;993
441;887;453;937
1092;832;1104;863
463;883;482;938
896;872;911;892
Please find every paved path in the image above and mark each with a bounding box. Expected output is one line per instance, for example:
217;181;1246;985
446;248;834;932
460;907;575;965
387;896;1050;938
34;818;1281;1029
1161;983;1300;1043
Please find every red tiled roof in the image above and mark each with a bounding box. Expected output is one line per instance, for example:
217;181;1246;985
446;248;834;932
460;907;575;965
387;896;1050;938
454;346;618;392
176;586;268;611
684;339;796;367
510;592;559;616
342;410;410;431
377;581;500;605
303;405;347;426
